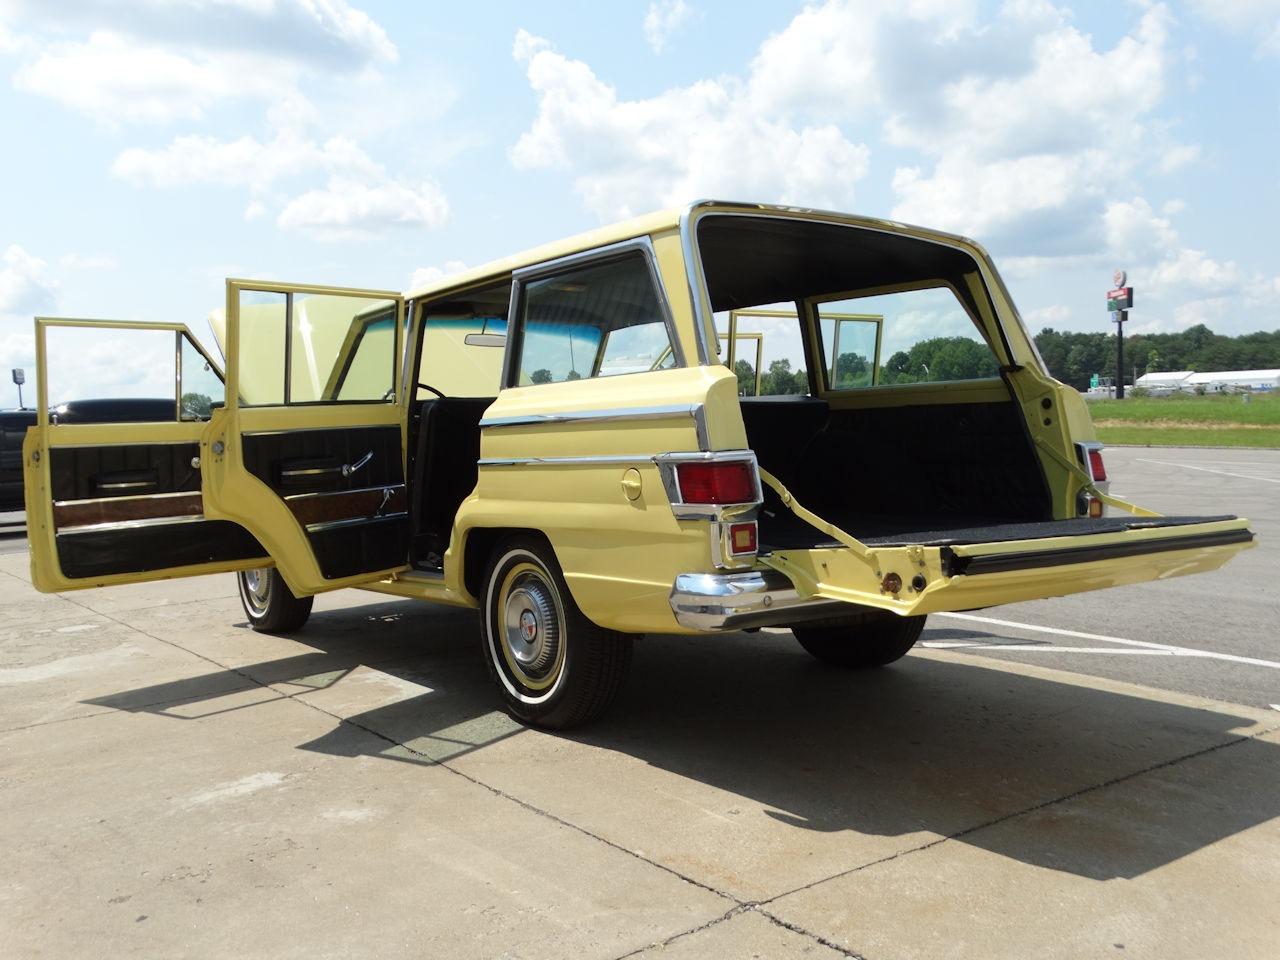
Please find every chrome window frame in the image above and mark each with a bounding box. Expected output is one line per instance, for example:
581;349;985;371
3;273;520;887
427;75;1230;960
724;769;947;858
501;236;685;390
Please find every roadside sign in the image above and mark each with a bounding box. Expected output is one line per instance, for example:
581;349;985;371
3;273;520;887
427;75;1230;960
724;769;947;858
10;369;23;386
1114;269;1127;288
1107;287;1133;311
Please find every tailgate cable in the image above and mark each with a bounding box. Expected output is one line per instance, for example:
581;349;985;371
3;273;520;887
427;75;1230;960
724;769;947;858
757;467;880;566
1031;437;1161;518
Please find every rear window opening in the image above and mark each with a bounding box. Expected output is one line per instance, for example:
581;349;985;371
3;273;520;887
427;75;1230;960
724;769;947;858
695;214;1053;551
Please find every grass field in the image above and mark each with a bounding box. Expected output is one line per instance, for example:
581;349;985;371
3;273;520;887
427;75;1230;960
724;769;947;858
1087;392;1280;448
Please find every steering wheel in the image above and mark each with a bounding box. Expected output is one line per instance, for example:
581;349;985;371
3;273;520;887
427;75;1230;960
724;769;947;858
416;382;446;399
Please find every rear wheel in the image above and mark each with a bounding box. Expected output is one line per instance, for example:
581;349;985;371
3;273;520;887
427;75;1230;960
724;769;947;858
237;568;313;633
792;612;925;668
480;536;632;729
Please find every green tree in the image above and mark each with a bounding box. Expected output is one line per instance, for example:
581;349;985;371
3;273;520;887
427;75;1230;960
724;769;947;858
530;368;553;384
834;351;870;388
733;358;757;396
760;358;807;395
180;392;213;420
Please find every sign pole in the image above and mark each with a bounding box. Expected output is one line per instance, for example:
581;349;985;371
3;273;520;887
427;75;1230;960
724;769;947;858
1115;310;1126;400
1106;271;1133;401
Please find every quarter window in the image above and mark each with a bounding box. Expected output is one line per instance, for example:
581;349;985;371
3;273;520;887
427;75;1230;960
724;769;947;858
514;253;674;386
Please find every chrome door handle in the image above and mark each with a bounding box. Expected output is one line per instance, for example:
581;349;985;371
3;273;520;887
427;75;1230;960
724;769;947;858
342;451;373;477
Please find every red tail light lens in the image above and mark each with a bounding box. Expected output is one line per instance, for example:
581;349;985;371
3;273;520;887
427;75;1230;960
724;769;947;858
1088;448;1107;482
675;460;756;504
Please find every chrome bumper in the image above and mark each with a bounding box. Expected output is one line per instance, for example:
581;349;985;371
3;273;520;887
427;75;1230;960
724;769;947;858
669;569;848;632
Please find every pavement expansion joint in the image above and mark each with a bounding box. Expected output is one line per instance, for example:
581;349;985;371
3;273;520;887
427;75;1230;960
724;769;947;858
52;589;745;915
755;908;870;959
608;903;752;960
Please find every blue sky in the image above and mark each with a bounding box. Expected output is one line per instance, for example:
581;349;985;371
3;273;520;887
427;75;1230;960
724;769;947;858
1;0;1278;400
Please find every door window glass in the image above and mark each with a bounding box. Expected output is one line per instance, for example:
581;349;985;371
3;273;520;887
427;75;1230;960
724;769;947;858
43;324;224;423
515;254;673;386
237;289;397;405
180;334;224;420
721;309;811;396
817;313;881;390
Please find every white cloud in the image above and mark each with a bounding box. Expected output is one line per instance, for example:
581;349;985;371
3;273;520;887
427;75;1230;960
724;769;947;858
12;30;295;125
509;30;870;220
1103;197;1178;263
112;130;375;191
409;260;468;290
1187;0;1280;56
644;0;694;54
276;175;449;241
1026;304;1071;325
888;6;1180;248
0;245;57;320
5;1;396;125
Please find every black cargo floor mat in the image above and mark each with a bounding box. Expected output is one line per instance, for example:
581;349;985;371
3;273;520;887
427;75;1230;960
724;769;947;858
758;511;1237;551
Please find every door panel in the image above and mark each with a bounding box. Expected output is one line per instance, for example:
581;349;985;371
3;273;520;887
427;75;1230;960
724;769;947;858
27;318;269;592
203;280;410;595
240;424;407;580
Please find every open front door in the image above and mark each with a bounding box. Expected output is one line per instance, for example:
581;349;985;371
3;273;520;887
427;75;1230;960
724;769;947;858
201;280;409;595
26;318;269;592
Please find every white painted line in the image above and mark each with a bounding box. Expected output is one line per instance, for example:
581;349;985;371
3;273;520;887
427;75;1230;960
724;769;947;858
1136;458;1280;484
922;642;1175;655
936;612;1280;670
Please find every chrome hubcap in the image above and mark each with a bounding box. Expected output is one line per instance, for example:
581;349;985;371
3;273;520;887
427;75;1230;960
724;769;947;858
501;571;561;682
242;568;271;615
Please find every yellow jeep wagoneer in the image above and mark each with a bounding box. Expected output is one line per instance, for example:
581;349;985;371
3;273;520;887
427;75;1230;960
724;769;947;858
23;201;1255;728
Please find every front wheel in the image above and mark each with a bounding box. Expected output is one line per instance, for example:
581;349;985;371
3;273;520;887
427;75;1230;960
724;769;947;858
792;612;926;668
237;568;313;633
480;536;633;729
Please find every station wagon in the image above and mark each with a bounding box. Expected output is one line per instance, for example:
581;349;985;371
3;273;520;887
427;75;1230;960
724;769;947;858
22;201;1256;727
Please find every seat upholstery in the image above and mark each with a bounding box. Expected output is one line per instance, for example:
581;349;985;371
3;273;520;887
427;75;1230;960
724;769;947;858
410;397;494;568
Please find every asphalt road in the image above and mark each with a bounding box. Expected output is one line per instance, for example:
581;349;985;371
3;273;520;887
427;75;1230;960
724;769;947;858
920;445;1279;709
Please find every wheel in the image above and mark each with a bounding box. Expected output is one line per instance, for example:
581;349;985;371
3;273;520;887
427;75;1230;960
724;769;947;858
792;611;926;668
237;567;314;633
480;536;633;729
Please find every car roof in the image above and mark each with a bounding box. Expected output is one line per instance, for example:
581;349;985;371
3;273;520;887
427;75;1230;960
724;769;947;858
401;200;981;303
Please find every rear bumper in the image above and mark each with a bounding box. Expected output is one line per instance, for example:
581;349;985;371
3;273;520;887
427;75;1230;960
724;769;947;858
669;569;846;631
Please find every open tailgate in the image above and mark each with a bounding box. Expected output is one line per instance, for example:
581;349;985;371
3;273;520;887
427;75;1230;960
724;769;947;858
755;471;1257;616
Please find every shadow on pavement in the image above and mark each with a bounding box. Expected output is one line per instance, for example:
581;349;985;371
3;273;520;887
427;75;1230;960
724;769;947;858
84;601;1280;882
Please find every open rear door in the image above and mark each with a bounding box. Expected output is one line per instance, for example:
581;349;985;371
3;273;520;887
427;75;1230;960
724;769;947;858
26;318;269;591
200;280;409;595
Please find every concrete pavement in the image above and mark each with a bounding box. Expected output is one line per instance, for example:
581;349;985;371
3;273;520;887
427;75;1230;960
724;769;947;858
2;447;1278;958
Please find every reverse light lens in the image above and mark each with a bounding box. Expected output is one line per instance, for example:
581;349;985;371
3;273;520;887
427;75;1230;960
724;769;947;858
676;461;756;504
1088;448;1108;482
728;521;758;556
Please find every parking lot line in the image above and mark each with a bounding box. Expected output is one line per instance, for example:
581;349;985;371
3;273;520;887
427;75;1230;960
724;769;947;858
936;612;1280;670
1135;458;1280;484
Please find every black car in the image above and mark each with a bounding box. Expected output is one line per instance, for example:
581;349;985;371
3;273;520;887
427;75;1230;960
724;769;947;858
0;398;176;512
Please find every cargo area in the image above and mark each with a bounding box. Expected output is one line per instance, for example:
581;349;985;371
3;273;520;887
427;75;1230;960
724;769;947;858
741;395;1236;552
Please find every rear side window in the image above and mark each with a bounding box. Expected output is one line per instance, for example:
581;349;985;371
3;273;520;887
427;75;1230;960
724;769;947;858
816;286;999;388
513;253;675;386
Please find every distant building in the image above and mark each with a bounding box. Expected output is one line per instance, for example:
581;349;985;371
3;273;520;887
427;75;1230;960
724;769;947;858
1134;369;1280;394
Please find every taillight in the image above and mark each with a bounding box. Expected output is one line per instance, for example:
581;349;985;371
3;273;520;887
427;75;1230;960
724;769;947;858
675;460;756;504
1088;448;1107;482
